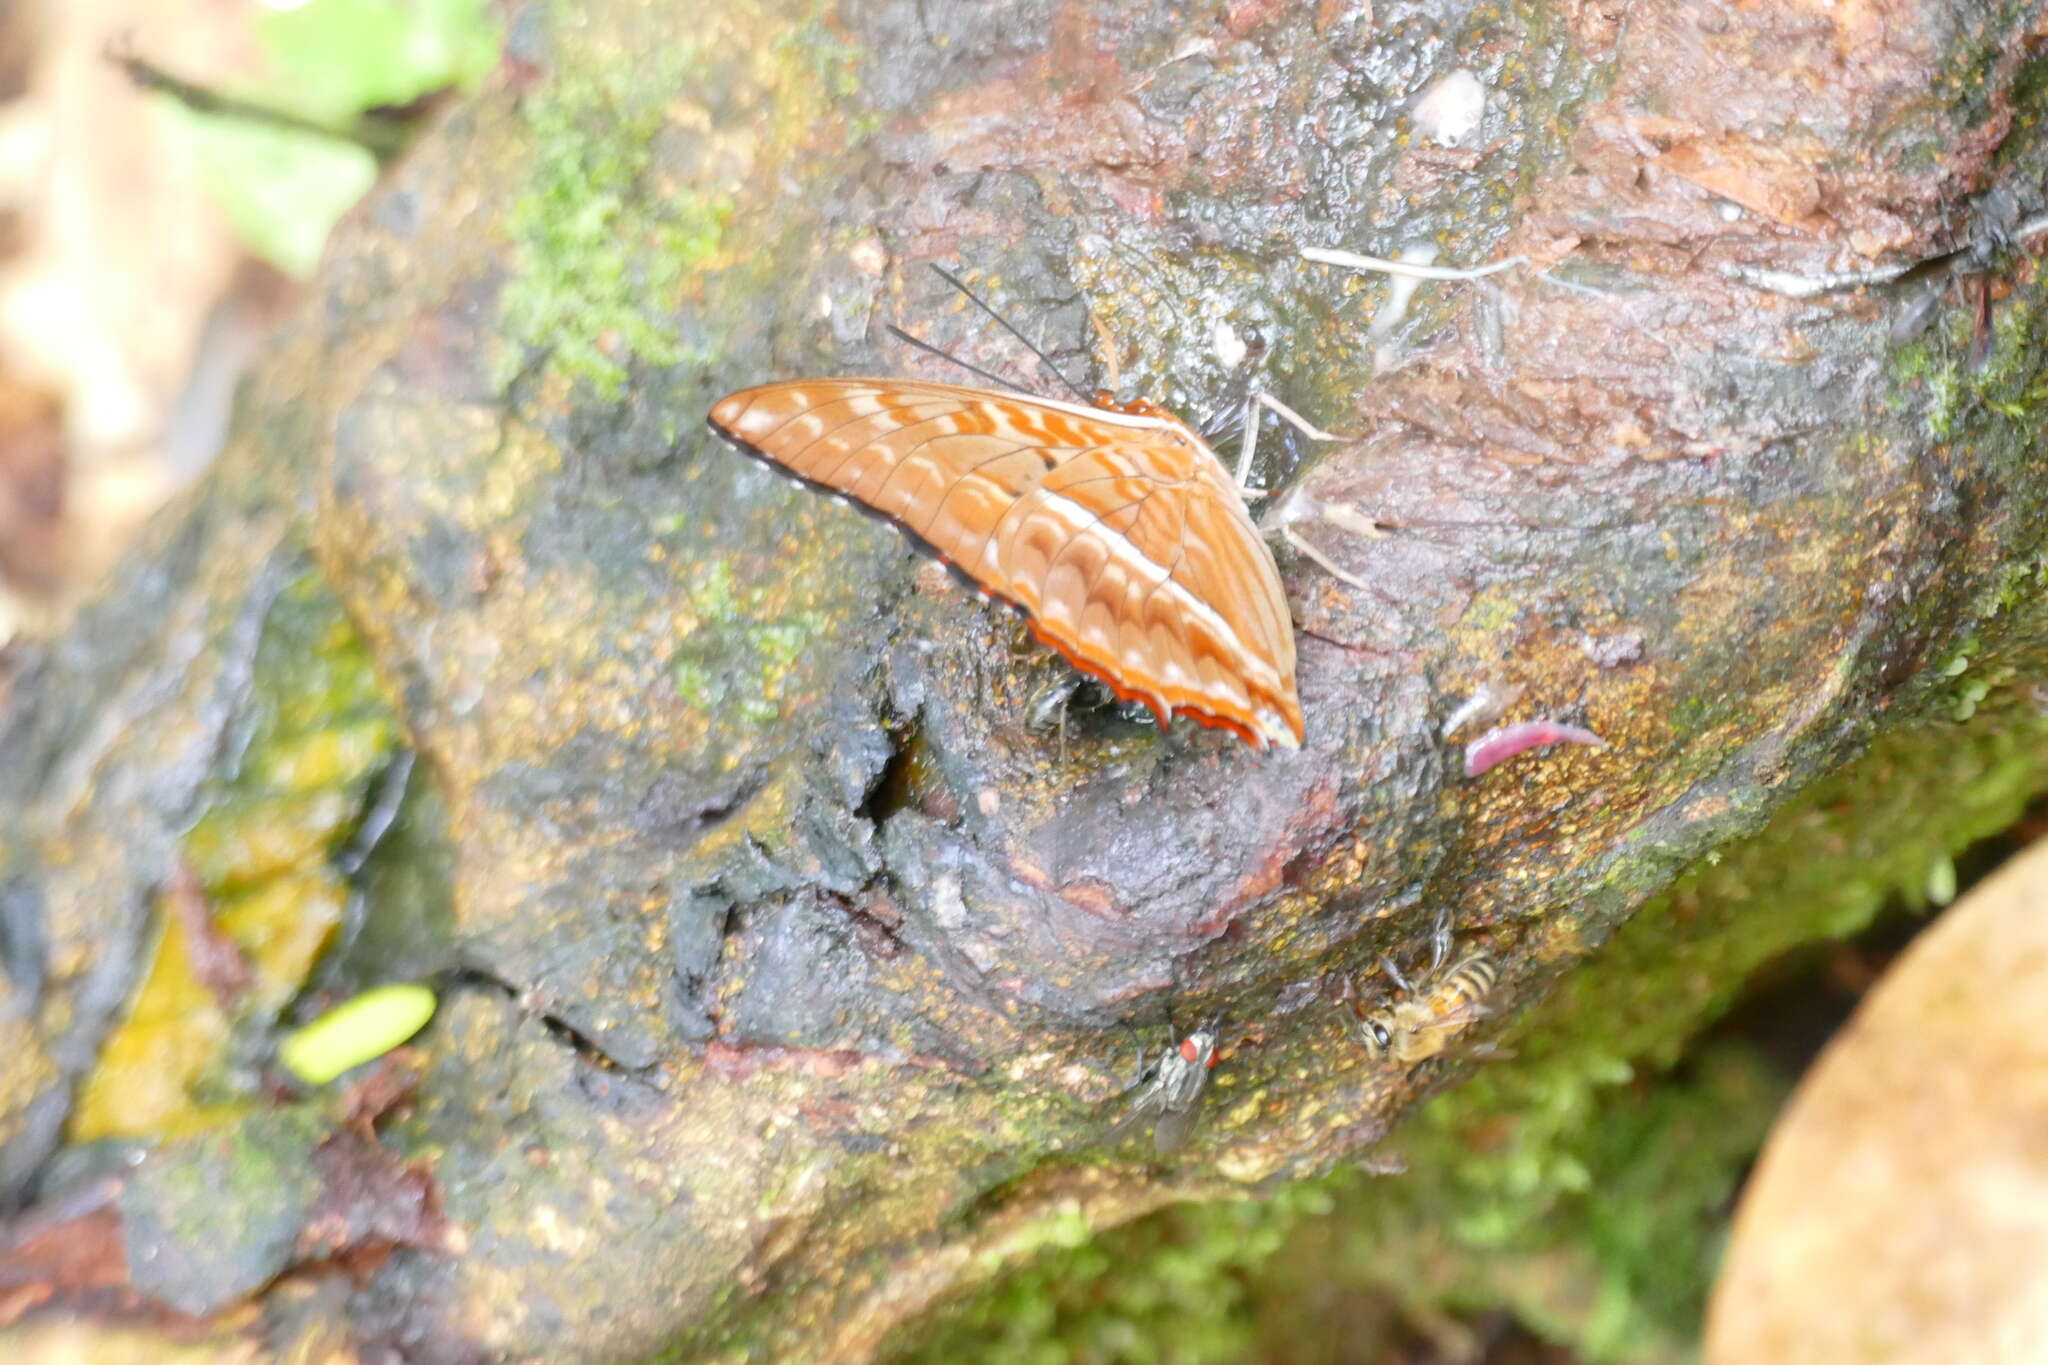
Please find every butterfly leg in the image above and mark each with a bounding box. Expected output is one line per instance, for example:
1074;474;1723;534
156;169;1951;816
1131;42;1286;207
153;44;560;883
1301;246;1528;283
1280;525;1376;593
1253;390;1341;443
1240;398;1387;594
1232;390;1342;489
1316;502;1392;541
1233;390;1345;490
1232;395;1263;489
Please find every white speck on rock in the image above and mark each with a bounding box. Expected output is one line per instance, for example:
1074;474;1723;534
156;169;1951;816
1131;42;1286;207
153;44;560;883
1413;69;1486;146
1211;319;1247;372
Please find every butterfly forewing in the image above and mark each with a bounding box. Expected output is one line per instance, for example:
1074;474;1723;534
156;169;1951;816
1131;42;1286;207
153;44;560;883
708;378;1302;748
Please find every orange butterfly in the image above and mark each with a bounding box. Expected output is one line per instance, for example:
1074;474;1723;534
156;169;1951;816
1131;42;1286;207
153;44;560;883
707;376;1303;750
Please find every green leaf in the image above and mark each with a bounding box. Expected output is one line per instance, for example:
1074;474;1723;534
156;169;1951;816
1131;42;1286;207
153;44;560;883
166;0;502;277
251;0;503;121
279;983;439;1085
178;112;380;279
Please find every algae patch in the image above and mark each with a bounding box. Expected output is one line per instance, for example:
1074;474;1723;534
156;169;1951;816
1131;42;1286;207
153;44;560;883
73;573;399;1140
668;559;827;728
497;59;732;399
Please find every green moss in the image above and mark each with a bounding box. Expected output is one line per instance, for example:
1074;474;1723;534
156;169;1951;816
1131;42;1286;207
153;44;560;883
1889;280;2048;443
1664;694;1720;736
493;0;876;399
72;570;401;1140
1458;587;1523;636
181;571;395;888
669;561;828;727
242;574;396;789
1995;554;2048;613
975;1207;1097;1273
894;1199;1273;1365
496;33;729;399
1898;2;2039;163
117;1107;329;1315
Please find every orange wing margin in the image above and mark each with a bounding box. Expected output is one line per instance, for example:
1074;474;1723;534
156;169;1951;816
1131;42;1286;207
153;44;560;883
707;378;1302;749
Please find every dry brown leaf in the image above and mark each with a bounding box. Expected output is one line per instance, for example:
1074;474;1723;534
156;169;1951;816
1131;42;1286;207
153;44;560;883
0;0;285;642
1706;837;2048;1364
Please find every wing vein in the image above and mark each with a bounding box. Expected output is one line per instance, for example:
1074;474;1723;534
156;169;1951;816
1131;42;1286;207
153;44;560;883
707;378;1300;747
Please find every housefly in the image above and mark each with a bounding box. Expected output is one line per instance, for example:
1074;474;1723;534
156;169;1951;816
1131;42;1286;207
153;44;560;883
1107;1024;1220;1153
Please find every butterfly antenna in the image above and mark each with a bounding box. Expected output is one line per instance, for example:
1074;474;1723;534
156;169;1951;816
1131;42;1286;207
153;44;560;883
886;324;1036;395
930;263;1094;403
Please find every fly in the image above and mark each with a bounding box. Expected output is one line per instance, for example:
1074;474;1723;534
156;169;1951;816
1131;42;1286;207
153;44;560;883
1108;1024;1220;1154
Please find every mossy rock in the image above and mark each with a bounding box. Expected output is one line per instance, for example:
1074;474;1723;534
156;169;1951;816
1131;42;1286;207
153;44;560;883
2;0;2045;1359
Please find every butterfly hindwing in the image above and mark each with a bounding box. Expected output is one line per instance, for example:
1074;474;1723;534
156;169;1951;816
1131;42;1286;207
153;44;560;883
707;377;1303;749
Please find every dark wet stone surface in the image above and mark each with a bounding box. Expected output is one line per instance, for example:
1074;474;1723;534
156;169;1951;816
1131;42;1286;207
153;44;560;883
121;1109;326;1317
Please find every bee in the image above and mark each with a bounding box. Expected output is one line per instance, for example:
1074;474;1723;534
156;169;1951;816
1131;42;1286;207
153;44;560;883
1107;1024;1220;1153
1348;950;1499;1067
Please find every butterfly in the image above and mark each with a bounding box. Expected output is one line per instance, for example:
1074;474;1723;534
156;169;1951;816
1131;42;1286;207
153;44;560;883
705;377;1304;750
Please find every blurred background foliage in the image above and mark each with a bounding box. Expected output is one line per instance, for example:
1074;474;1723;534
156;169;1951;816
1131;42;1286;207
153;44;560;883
0;0;498;641
169;0;500;278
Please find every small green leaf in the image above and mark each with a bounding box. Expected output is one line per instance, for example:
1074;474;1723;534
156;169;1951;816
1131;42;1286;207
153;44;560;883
1951;677;1991;722
164;0;501;276
252;0;503;123
178;113;379;278
279;983;437;1085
